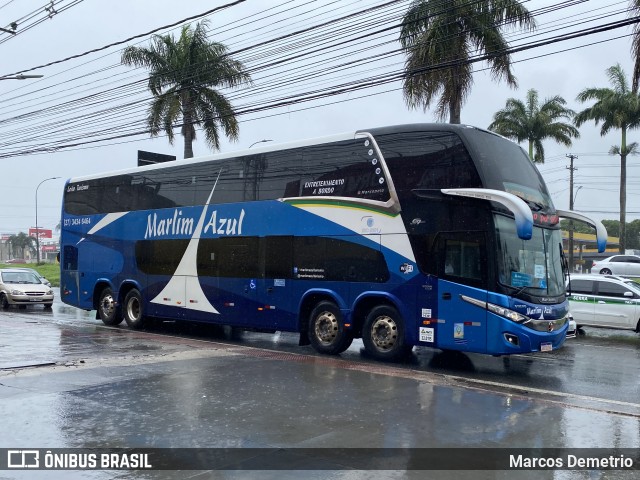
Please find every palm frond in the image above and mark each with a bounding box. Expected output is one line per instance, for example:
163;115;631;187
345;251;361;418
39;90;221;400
400;0;534;123
121;20;251;157
489;88;577;162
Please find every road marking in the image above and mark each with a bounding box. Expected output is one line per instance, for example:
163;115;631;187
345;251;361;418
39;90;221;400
443;374;640;410
0;361;56;370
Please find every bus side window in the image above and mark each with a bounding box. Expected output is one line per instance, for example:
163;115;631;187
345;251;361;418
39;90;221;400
260;150;305;200
437;233;486;287
264;236;293;279
216;237;261;278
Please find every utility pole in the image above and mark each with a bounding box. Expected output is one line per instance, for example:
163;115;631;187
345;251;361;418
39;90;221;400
567;154;578;272
35;177;60;264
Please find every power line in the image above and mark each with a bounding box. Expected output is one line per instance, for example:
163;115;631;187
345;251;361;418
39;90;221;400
0;0;637;159
0;0;247;77
0;0;85;46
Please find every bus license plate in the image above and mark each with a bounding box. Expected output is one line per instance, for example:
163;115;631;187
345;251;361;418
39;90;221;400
541;343;552;352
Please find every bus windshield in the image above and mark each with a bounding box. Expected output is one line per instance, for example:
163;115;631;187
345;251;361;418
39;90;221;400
495;215;564;297
464;128;553;210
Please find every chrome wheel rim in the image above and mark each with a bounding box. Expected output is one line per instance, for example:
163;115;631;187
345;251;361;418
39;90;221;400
100;293;115;318
370;315;398;351
127;297;141;321
314;311;338;345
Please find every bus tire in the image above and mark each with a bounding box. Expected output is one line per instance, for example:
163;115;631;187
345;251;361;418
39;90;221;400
98;287;122;326
308;301;353;355
123;288;145;330
362;305;411;361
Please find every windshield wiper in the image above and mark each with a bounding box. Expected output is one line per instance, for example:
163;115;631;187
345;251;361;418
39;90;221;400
510;285;530;297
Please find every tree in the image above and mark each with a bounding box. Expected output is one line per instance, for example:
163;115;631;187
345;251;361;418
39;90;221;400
631;0;640;92
559;219;593;235
488;89;579;163
601;220;620;239
7;232;35;259
609;143;639;244
626;219;640;250
560;218;640;251
399;0;535;124
598;220;640;251
575;64;640;253
121;20;252;159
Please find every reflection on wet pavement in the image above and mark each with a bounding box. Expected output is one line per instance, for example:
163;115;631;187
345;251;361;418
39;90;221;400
1;292;639;479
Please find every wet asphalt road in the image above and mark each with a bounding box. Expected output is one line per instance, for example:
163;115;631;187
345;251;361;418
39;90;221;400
10;289;637;408
1;290;639;479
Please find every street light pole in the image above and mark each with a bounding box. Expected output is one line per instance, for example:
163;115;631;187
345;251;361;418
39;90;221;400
35;176;60;264
573;185;583;205
249;139;272;148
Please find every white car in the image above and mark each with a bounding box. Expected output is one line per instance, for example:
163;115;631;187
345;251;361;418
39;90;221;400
591;255;640;276
566;316;577;339
567;274;640;332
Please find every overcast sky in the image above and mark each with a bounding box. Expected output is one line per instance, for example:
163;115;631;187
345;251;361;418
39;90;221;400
0;0;637;236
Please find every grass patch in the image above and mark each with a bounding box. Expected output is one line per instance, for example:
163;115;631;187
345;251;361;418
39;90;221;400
0;263;60;287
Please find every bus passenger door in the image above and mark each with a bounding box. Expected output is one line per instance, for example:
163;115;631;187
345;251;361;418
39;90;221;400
61;245;81;306
435;234;488;354
260;236;295;330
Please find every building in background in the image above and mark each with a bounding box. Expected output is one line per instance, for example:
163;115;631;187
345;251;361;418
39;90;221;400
0;229;59;263
561;231;620;273
0;234;11;262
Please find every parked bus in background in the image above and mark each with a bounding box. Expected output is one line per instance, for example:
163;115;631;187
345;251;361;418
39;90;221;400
59;124;607;361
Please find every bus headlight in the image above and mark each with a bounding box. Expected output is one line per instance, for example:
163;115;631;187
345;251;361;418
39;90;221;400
461;295;530;324
486;303;529;323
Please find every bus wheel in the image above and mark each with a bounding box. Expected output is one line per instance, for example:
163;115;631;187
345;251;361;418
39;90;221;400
123;289;145;330
98;287;122;326
362;305;411;361
308;301;353;355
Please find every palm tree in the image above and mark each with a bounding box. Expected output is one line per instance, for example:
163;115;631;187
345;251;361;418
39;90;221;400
7;232;36;259
488;89;579;163
631;0;640;92
399;0;535;124
122;20;252;159
575;64;640;252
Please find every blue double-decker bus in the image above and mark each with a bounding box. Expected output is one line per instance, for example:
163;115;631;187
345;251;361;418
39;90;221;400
60;124;606;361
